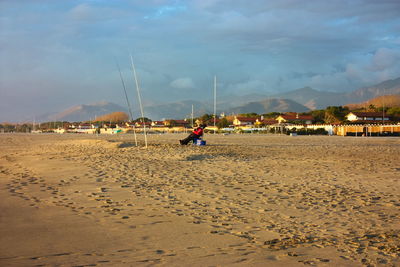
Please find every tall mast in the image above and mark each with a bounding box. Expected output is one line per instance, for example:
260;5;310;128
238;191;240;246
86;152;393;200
214;75;217;133
130;54;148;148
116;59;137;146
115;59;134;121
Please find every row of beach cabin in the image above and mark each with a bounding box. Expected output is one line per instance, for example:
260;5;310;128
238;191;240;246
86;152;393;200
38;111;400;136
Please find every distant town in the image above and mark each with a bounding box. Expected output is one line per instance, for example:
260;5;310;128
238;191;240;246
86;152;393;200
1;104;400;136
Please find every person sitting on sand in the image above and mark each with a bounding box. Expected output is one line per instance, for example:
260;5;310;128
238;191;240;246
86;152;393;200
180;124;207;145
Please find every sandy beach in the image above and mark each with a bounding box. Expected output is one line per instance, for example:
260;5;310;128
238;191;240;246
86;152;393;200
0;133;399;266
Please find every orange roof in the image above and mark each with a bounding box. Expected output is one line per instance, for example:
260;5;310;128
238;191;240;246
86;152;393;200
172;120;189;124
152;121;164;126
135;121;152;126
279;115;313;120
350;112;388;117
262;119;277;125
235;117;259;122
164;119;189;124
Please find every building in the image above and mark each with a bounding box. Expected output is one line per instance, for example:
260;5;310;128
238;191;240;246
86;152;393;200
134;121;152;127
233;116;259;127
346;112;390;123
151;121;165;127
163;119;190;127
260;118;277;126
276;113;313;124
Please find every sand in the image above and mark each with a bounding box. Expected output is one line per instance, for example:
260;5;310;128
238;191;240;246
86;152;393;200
0;133;399;266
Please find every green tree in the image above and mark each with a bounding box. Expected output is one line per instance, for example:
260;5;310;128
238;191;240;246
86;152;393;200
239;113;258;117
386;107;400;116
324;106;349;124
368;104;376;111
217;117;230;129
262;112;281;118
311;110;325;124
199;114;214;124
134;117;152;123
167;120;177;127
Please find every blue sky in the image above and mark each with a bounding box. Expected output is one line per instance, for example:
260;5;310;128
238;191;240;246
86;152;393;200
1;0;400;121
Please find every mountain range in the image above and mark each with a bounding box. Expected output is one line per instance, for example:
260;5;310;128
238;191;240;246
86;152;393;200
346;95;400;110
271;77;400;109
37;76;400;122
37;102;126;122
230;98;309;114
272;87;345;110
347;77;400;101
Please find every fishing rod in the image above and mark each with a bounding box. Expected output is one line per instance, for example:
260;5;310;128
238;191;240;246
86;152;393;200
130;53;148;148
115;57;137;146
115;58;134;121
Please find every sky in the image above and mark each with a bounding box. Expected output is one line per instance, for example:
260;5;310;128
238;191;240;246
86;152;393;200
1;0;400;121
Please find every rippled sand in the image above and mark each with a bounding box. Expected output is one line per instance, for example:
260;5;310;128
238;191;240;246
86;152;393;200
0;133;399;266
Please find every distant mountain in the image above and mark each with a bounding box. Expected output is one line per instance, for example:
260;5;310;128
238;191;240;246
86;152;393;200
346;77;400;102
269;77;400;110
39;102;127;122
217;93;269;109
229;98;310;114
272;87;346;109
34;77;400;122
142;97;309;120
139;100;211;120
346;95;400;110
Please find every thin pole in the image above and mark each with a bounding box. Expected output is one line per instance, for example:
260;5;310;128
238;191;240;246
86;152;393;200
115;58;137;146
382;89;385;122
130;54;148;148
116;59;134;121
191;104;194;128
214;75;216;134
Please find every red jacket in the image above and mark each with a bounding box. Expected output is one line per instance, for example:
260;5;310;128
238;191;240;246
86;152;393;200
193;127;203;136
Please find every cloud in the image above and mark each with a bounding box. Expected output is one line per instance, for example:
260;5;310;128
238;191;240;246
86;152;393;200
69;3;92;20
1;0;400;121
170;78;195;89
226;79;269;95
370;48;400;71
67;2;129;22
304;47;400;91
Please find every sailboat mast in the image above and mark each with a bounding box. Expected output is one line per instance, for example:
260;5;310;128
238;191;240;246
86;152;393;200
130;54;148;148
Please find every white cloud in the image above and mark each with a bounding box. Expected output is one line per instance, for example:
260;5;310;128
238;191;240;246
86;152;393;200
226;80;269;95
170;77;195;89
67;3;128;22
69;3;92;21
370;48;400;71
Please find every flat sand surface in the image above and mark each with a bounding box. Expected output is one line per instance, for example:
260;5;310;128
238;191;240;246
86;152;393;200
0;133;399;266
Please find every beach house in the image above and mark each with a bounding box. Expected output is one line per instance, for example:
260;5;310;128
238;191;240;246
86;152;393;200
233;116;259;127
346;112;391;123
276;113;313;124
163;119;190;127
151;121;165;127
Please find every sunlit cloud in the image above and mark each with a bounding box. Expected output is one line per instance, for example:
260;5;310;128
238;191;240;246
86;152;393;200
170;77;195;89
